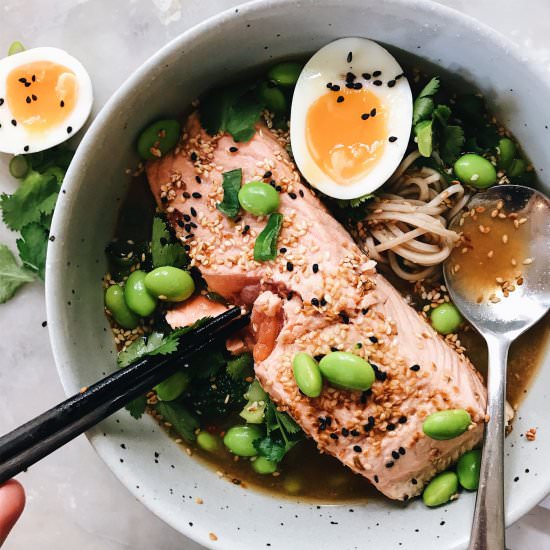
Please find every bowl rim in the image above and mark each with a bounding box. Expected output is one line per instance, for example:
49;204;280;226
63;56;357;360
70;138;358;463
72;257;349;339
46;0;550;547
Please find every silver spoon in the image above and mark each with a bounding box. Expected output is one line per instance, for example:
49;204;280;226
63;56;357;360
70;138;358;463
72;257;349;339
443;185;550;550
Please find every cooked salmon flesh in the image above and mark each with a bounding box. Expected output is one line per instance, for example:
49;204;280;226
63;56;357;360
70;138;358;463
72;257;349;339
146;113;487;501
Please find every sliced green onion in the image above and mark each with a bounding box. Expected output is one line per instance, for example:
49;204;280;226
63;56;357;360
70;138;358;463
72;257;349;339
9;155;29;179
216;168;242;218
8;41;25;56
254;213;283;262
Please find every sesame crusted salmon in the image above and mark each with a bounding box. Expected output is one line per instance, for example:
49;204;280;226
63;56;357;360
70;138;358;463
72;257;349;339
146;112;487;501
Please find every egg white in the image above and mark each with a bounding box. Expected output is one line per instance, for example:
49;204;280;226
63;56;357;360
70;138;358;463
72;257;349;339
0;47;93;155
290;37;412;200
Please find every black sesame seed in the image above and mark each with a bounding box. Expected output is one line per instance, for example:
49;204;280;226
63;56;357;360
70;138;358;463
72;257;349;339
411;478;418;485
41;321;47;327
312;263;319;273
351;429;360;437
387;79;396;88
338;311;350;324
326;417;332;426
195;175;202;183
369;336;378;343
18;77;27;83
183;214;191;222
190;207;197;217
385;461;394;468
67;126;72;134
24;82;30;88
398;416;407;424
11;119;17;126
361;308;369;315
60;100;65;108
189;222;197;229
0;98;3;106
389;136;398;142
392;450;400;460
242;224;250;235
345;82;355;89
337;95;344;103
514;476;519;482
403;495;409;502
286;261;294;271
353;445;362;453
345;72;356;82
289;192;297;199
386;423;396;431
160;196;168;203
299;189;304;197
287;291;294;301
279;247;287;253
370;108;377;117
183;191;191;199
353;82;362;89
368;416;375;425
410;364;421;371
176;219;184;228
361;113;369;120
26;96;31;104
31;74;36;82
440;521;445;526
275;185;282;192
190;152;198;161
320;297;327;306
356;342;362;349
341;428;349;436
373;80;382;86
32;94;37;101
184;224;192;232
330;433;339;440
311;297;320;307
373;70;382;77
229;146;238;153
399;447;406;455
374;475;379;483
263;171;272;179
23;145;29;152
362;73;371;80
184;244;190;251
331;84;340;92
326;82;333;89
192;192;202;199
347;51;353;63
395;73;404;80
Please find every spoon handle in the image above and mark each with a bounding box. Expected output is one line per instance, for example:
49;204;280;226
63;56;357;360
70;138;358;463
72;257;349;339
468;335;510;550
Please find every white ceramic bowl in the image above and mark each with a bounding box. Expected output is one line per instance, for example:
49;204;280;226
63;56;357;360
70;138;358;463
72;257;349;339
46;1;550;548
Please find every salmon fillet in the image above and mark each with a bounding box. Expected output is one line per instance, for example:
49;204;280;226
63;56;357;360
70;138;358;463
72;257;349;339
146;113;487;501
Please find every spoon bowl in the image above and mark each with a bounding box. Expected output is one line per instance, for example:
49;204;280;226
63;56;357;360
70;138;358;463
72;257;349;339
444;184;550;550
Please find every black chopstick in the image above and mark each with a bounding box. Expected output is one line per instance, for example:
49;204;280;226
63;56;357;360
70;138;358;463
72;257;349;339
0;307;249;484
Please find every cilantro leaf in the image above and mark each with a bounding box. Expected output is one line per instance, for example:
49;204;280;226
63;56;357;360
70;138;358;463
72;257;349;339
418;76;440;99
0;244;35;303
0;170;60;231
433;104;452;125
200;86;263;142
253;436;288;462
439;124;465;165
117;331;167;367
276;411;301;435
16;222;48;280
189;348;226;379
412;97;434;126
155;401;199;442
216;169;242;218
335;193;374;209
254;212;283;262
151;216;187;268
415;119;433;157
125;395;147;419
227;352;254;380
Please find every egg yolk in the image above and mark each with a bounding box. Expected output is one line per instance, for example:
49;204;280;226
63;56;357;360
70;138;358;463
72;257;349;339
6;61;77;132
306;88;386;185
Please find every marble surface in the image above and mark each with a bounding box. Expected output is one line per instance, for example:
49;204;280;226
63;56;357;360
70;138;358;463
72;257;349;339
0;1;549;548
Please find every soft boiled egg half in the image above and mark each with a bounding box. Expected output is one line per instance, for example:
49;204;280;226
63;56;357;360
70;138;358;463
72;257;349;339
0;47;93;154
290;37;412;199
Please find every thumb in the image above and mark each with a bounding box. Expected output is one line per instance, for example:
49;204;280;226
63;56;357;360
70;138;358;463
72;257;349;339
0;480;25;546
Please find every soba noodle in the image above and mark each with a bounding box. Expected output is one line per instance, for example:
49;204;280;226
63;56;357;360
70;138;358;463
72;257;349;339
361;151;469;281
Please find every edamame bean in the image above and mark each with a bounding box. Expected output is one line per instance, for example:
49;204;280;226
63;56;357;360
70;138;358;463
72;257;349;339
508;158;526;177
137;119;181;160
457;449;481;490
155;371;190;401
9;155;29;179
252;456;278;475
223;425;263;457
104;285;139;329
124;270;157;316
267;61;303;87
318;352;374;392
430;303;462;335
497;138;516;170
292;352;323;398
258;81;287;114
238;181;280;216
423;409;471;440
144;267;195;302
454;154;497;189
196;431;222;453
422;471;458;507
